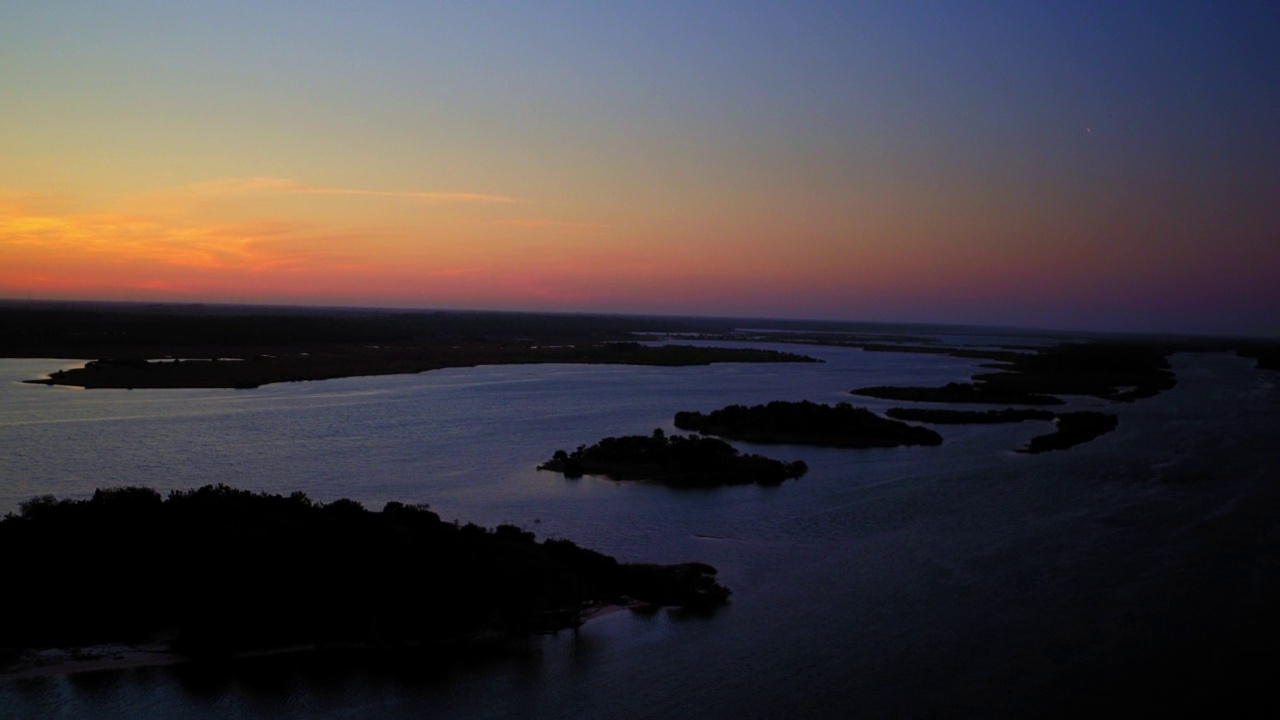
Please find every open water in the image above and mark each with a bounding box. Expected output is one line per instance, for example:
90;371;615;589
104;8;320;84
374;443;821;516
1;340;1277;718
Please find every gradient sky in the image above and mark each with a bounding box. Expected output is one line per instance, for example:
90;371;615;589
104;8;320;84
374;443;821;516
3;2;1277;336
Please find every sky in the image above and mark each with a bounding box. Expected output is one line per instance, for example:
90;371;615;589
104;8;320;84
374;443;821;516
2;2;1277;337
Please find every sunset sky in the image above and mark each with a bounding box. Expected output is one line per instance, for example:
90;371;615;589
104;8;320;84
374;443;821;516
3;2;1277;336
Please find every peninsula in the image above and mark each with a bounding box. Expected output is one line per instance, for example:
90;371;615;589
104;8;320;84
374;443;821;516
0;485;729;674
674;400;943;448
538;429;808;487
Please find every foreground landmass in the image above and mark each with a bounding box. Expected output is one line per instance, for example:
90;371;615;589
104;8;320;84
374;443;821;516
674;400;943;448
0;485;729;675
539;429;808;487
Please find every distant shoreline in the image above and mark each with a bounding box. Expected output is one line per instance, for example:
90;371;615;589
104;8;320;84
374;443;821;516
17;343;818;390
2;301;1274;390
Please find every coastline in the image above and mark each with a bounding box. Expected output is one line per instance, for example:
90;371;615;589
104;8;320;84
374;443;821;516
15;343;816;390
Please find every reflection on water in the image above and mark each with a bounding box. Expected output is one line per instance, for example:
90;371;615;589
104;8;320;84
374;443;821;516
2;347;1278;718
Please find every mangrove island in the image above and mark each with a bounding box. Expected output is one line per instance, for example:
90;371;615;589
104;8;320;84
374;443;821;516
538;429;808;487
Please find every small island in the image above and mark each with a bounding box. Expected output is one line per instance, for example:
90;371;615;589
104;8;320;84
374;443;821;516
0;485;729;675
851;382;1064;406
538;429;808;487
674;400;943;448
1018;411;1119;453
884;407;1057;424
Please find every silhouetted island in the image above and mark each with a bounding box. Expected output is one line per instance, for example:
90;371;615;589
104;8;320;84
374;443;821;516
884;407;1057;424
1018;411;1119;453
0;485;729;672
851;382;1065;405
674;400;943;448
539;429;808;487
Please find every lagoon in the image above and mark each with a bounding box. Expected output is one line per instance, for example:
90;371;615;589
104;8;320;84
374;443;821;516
2;341;1277;718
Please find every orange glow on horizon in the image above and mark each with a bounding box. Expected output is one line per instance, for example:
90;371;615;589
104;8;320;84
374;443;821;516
3;174;1278;334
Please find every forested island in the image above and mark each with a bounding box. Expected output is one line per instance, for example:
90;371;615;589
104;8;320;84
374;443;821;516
0;485;729;675
674;400;943;448
538;429;808;487
1018;411;1120;453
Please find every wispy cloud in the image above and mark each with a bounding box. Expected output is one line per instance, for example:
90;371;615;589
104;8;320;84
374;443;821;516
474;217;611;237
187;177;523;204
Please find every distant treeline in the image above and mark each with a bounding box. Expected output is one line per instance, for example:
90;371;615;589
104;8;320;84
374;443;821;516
0;485;729;664
0;302;723;357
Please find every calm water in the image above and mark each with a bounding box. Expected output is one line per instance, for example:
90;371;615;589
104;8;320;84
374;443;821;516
2;342;1277;718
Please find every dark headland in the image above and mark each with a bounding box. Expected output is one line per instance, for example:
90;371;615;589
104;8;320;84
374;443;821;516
0;485;730;676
